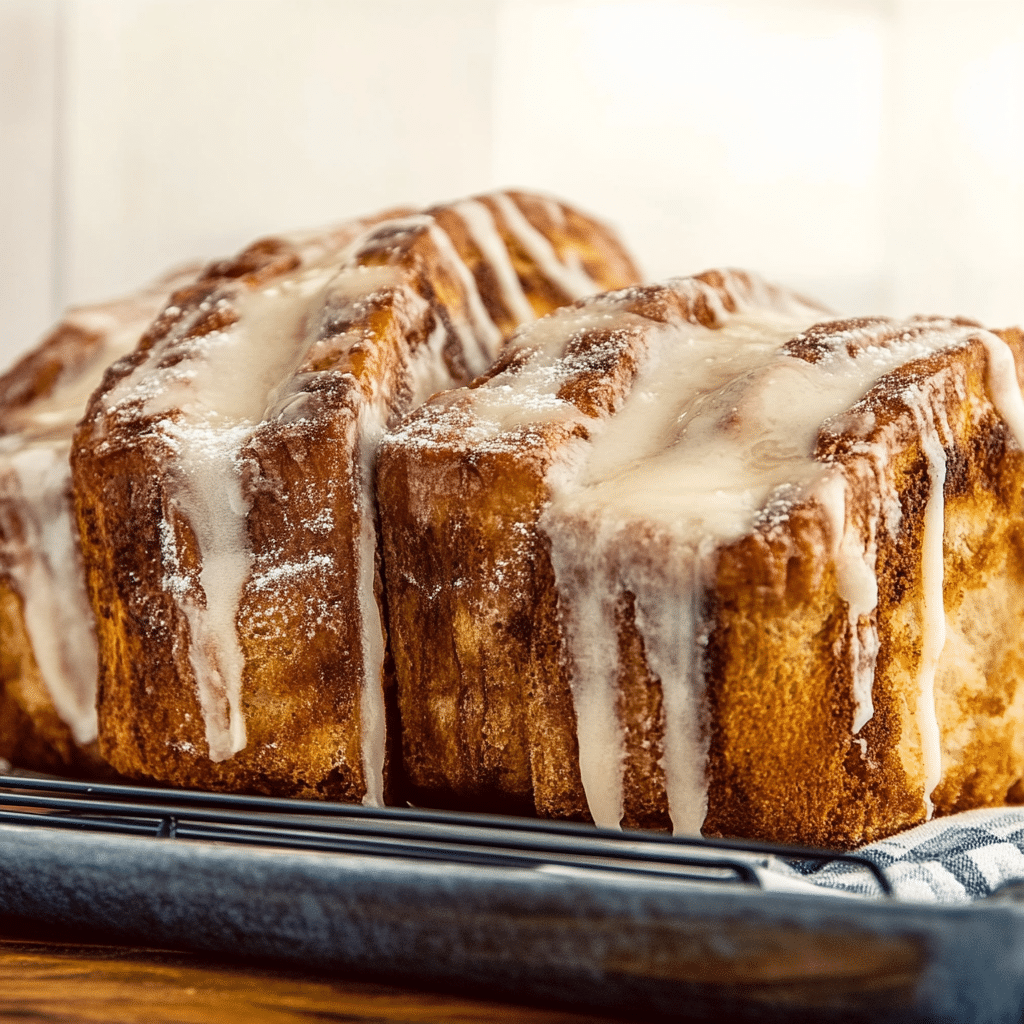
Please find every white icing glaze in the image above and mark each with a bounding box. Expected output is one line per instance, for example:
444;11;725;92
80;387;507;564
977;331;1024;448
907;387;951;820
453;200;536;326
825;328;1024;748
452;302;651;441
816;465;881;734
345;211;507;376
406;319;453;408
355;398;388;807
0;442;99;743
424;221;503;372
541;511;625;829
539;195;568;230
279;216;398;267
136;264;380;761
101;240;401;762
490;193;598;300
631;537;712;835
479;277;1024;833
162;421;252;761
818;407;916;739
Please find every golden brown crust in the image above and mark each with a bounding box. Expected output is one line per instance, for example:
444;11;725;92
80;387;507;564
380;421;579;815
380;273;1024;847
614;591;671;831
0;578;77;770
703;336;1024;846
77;389;373;797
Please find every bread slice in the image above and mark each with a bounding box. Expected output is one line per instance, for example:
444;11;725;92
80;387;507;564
0;266;200;773
71;191;640;801
377;270;1024;847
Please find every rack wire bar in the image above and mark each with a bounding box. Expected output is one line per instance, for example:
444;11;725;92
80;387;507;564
0;774;892;895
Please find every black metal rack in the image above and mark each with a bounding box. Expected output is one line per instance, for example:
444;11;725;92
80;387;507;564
0;773;891;895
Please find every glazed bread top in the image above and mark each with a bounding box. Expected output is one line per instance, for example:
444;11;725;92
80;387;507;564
72;190;640;790
0;266;200;442
384;269;1024;830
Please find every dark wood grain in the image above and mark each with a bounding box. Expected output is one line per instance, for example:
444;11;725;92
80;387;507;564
0;934;633;1024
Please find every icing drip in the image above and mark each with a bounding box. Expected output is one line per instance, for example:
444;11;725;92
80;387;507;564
164;420;252;761
355;400;388;807
406;319;453;408
977;331;1024;448
908;389;950;820
424;221;503;372
157;268;359;761
543;511;625;829
354;288;470;801
490;193;598;300
0;442;99;743
107;257;394;762
453;200;537;326
816;467;881;734
630;541;709;835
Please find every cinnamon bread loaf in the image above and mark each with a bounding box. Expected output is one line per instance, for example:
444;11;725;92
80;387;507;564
71;191;640;800
377;270;1024;847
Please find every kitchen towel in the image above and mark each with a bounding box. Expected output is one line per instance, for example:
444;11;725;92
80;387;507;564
778;807;1024;902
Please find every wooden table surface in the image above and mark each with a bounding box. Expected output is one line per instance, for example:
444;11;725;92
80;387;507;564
0;931;639;1024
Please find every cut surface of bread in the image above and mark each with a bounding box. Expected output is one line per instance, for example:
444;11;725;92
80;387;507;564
71;191;640;801
377;270;1024;847
0;266;198;773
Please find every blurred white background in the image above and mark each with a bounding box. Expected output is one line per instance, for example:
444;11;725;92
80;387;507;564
1;0;1022;365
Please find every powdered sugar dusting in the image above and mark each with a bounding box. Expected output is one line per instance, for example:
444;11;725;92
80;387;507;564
249;552;335;591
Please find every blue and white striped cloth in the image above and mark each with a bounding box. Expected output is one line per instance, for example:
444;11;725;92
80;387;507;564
770;808;1024;902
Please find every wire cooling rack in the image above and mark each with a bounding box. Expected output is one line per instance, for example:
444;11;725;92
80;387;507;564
0;773;891;894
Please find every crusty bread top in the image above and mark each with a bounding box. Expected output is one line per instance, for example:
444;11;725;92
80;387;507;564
383;269;1024;831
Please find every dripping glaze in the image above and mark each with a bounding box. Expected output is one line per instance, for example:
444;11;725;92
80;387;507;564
468;278;1024;831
